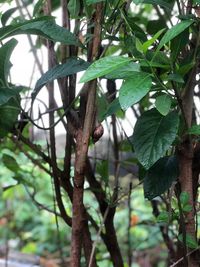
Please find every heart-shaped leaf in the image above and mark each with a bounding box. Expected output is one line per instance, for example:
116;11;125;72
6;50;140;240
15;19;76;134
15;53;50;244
144;156;179;200
132;109;179;169
155;94;172;116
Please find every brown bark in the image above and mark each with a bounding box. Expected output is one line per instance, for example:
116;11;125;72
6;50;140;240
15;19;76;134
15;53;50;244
178;143;195;237
177;142;199;267
176;62;198;266
102;219;124;267
70;3;104;266
44;0;72;227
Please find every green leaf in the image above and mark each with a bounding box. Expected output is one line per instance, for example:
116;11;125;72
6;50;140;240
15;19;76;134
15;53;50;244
140;60;169;69
155;94;172;116
157;211;170;223
86;0;105;4
157;20;194;51
79;56;132;83
140;51;170;69
68;0;80;18
101;98;121;121
105;62;140;79
125;17;147;42
0;97;20;138
0;16;82;47
182;204;192;212
177;62;195;76
144;156;179;200
32;58;90;101
33;0;45;17
0;87;21;105
1;7;18;26
0;38;18;85
178;234;198;249
142;28;165;53
180;191;190;206
147;19;167;35
188;125;200;135
2;153;20;173
171;28;189;61
168;73;184;83
96;160;109;184
83;0;93;17
193;0;200;4
119;72;152;110
132;109;179;169
135;38;143;53
12;174;33;187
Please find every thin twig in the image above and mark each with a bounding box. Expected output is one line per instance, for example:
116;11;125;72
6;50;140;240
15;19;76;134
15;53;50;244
88;207;110;267
170;247;200;267
127;182;132;267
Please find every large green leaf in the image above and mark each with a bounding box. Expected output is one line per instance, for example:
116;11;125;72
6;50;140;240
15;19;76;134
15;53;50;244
119;72;152;110
155;94;172;116
132;109;179;169
0;38;18;85
157;20;194;50
0;87;21;105
144;156;179;200
32;58;90;101
178;234;198;249
68;0;80;18
105;62;140;79
0;16;82;47
79;56;132;83
0;97;20;138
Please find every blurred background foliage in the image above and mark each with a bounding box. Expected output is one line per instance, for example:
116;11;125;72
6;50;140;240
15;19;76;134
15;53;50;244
0;0;200;266
0;137;168;266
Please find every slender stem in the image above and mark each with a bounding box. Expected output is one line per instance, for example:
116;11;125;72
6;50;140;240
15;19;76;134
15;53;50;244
128;183;132;267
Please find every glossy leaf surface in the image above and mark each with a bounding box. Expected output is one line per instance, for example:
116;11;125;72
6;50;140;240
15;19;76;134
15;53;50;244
132;109;179;169
119;73;152;110
144;156;179;200
79;56;132;83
